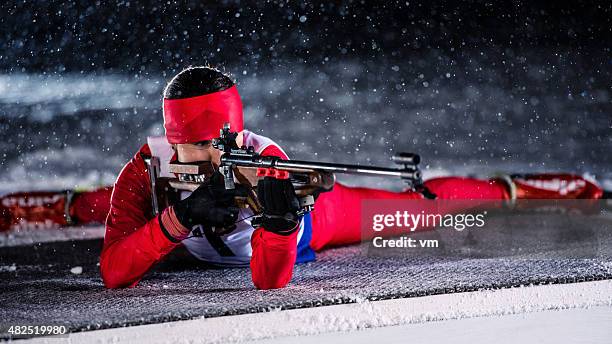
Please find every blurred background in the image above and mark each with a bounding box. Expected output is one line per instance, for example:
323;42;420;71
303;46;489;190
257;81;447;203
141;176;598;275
1;0;610;193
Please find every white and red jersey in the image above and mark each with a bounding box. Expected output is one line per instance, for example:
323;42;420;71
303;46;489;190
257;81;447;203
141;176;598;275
101;131;310;289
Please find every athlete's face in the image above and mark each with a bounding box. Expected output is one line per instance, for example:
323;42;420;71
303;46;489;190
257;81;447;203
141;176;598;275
175;131;244;166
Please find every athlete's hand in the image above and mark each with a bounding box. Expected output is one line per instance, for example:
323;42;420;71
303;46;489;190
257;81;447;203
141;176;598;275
173;172;246;230
256;177;301;235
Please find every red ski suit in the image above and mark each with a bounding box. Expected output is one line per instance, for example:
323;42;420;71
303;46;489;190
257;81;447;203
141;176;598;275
100;143;511;290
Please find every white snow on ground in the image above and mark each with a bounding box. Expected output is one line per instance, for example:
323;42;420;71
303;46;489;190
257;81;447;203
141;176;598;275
0;225;104;247
25;279;612;344
0;74;160;120
252;305;612;344
0;263;17;272
0;150;120;194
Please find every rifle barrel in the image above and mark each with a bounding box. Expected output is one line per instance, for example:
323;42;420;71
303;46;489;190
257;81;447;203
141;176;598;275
276;160;420;179
223;154;420;180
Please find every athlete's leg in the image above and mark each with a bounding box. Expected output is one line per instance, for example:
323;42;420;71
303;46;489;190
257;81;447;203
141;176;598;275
310;178;510;251
69;186;113;225
424;177;509;200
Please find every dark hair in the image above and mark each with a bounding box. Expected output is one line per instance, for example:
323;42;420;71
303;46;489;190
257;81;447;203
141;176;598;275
163;66;235;99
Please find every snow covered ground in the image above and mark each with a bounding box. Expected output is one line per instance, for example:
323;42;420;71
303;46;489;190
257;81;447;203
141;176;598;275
252;306;612;344
24;279;612;343
0;225;104;247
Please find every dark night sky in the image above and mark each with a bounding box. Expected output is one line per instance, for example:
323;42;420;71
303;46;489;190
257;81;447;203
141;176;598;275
1;1;610;74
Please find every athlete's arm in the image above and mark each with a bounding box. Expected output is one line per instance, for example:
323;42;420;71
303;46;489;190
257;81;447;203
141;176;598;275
249;145;299;290
100;145;186;288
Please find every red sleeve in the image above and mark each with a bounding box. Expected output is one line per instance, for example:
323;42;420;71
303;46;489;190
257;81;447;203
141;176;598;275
249;144;299;290
100;144;185;288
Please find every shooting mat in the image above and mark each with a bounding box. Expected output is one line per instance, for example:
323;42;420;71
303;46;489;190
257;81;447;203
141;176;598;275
1;211;611;338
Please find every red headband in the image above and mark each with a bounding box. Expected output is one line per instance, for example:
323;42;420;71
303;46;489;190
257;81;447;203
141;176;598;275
163;85;244;144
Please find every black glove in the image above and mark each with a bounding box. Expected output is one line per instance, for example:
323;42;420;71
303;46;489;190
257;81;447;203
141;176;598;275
256;177;301;235
173;172;246;232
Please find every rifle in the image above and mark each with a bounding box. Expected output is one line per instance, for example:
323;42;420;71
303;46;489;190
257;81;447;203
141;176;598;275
148;123;425;226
